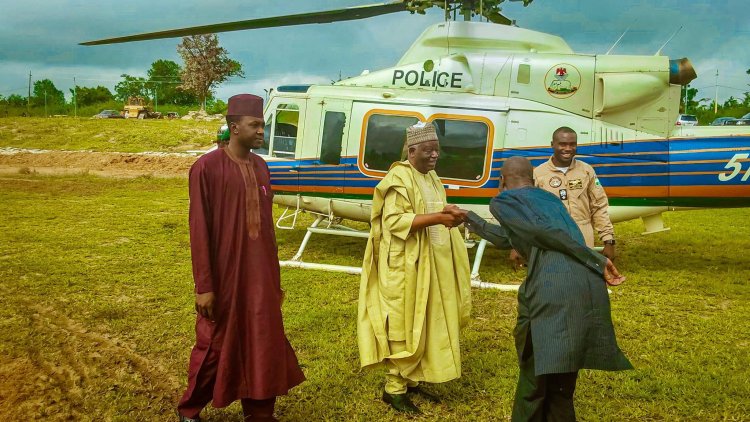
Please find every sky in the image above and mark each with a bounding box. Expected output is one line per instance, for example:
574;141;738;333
0;0;748;106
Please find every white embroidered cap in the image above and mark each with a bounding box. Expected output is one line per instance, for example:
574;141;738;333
406;121;439;147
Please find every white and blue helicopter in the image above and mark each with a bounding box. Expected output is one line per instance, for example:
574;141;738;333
83;1;750;287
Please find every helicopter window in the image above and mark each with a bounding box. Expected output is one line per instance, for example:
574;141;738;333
272;105;299;158
320;111;346;165
363;114;419;171
432;119;489;181
252;114;271;156
517;64;531;84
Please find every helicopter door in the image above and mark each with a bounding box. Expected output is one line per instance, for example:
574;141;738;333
299;99;352;195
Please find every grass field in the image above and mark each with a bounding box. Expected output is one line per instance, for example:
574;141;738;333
0;173;748;421
0;117;218;153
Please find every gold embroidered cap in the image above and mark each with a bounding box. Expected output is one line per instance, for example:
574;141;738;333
406;121;439;147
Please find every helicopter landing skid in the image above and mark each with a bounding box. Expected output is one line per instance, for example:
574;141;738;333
279;215;520;291
468;238;520;291
278;215;366;274
470;240;612;294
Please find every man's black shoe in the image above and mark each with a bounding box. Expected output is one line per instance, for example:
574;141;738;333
382;391;422;414
407;385;441;403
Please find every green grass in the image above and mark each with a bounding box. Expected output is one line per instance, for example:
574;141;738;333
0;174;748;421
0;117;219;153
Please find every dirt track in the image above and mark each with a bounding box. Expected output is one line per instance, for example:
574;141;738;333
0;148;199;178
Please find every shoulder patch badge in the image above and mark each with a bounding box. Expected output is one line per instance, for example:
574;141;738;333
549;176;562;188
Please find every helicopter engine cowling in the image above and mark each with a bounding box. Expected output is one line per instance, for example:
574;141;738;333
594;73;664;114
592;55;681;137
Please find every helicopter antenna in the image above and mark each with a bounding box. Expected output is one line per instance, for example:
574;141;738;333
605;24;633;55
655;26;683;56
446;7;452;53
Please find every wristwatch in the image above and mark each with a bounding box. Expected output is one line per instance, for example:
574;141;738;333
603;239;616;245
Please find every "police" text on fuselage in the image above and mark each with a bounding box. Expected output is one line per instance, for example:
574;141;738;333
392;70;463;88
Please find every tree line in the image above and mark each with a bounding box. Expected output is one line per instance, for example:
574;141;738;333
679;68;750;124
0;34;242;117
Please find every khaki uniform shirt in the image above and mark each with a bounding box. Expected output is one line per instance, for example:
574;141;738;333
534;157;614;247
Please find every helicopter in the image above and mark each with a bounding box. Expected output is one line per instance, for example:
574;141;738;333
83;1;750;288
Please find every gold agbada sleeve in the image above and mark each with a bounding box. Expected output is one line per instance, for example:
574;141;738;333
357;162;471;384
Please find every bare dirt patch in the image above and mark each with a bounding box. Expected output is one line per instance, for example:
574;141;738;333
0;149;199;178
0;303;181;420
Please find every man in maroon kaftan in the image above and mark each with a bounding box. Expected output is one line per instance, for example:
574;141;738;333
177;94;305;422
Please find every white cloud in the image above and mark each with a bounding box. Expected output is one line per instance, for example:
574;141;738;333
0;61;145;100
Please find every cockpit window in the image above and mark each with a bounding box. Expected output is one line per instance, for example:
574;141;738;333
272;104;299;158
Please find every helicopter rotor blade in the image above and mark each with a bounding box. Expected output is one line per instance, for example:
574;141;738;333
81;1;408;45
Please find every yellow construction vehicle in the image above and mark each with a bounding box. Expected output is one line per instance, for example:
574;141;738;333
123;96;162;119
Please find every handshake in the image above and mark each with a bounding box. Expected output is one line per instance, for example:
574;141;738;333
440;204;468;228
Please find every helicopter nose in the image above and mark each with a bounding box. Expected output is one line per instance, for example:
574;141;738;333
669;58;697;85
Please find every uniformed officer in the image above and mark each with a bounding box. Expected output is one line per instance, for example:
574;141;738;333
533;126;616;260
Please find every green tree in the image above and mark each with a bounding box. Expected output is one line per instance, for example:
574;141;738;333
206;98;228;115
32;79;65;106
723;96;740;109
72;86;115;106
114;74;149;102
680;85;700;113
5;94;26;107
146;59;198;106
177;34;244;110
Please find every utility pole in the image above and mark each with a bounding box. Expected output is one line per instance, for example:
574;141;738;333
683;84;689;114
27;71;31;115
714;69;719;114
44;90;47;117
73;76;77;118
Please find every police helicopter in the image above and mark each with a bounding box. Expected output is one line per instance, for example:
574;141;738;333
83;1;750;288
